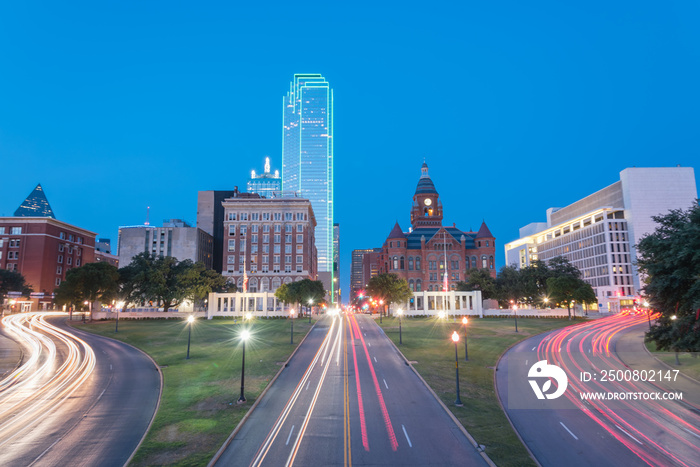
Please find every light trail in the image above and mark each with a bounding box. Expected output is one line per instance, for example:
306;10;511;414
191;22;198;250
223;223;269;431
538;311;700;467
0;312;96;448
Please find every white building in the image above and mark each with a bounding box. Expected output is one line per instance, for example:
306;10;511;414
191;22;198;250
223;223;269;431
505;167;697;312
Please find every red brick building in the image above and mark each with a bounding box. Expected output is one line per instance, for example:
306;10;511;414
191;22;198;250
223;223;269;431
378;163;496;292
0;217;97;309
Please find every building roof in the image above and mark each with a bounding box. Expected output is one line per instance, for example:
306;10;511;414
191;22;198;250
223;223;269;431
406;227;476;249
14;184;55;218
414;162;438;195
475;221;494;238
387;222;406;239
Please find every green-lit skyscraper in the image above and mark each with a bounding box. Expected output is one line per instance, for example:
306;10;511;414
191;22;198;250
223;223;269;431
282;74;334;302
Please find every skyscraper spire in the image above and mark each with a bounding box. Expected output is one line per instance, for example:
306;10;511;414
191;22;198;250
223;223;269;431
14;183;55;218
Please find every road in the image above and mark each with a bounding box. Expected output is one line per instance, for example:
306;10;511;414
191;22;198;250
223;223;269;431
213;312;488;466
496;311;700;467
0;312;160;466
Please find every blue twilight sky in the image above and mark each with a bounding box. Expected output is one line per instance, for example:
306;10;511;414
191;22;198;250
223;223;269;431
1;1;699;302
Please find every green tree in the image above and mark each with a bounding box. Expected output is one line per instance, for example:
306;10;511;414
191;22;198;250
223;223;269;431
274;279;325;314
181;262;228;310
519;260;552;305
638;204;700;352
0;270;33;300
366;273;413;315
495;265;524;306
547;275;594;320
456;268;496;299
54;262;120;319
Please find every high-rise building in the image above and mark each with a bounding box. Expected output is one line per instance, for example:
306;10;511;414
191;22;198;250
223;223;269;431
247;157;281;197
282;73;334;300
14;184;55;218
351;248;374;299
333;223;339;304
117;219;214;269
197;189;238;272
504;166;698;312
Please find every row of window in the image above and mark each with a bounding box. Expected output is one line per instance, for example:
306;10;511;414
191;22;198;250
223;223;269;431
57;255;81;266
228;224;304;235
226;265;303;275
227;235;304;251
227;212;307;222
227;254;304;265
0;227;22;235
388;255;494;271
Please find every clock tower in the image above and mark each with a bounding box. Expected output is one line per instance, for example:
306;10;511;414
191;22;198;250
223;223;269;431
410;162;443;229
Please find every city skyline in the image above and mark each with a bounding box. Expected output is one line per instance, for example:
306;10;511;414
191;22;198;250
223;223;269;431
1;2;699;302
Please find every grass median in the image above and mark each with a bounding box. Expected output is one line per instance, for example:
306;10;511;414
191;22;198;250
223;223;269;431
377;314;581;467
644;342;700;381
75;316;313;466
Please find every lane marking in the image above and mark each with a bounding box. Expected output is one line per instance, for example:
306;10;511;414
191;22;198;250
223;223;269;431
374;357;377;363
560;422;578;440
383;379;388;390
368;342;371;347
286;425;295;446
615;424;643;445
531;346;536;351
306;381;310;391
683;427;700;440
402;425;412;448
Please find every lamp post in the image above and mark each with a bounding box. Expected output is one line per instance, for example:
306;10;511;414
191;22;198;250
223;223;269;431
379;300;384;324
238;329;250;403
83;301;88;323
671;315;680;365
462;317;469;361
308;298;313;323
186;315;195;359
116;301;124;333
397;308;403;345
290;309;295;344
512;304;518;333
543;297;549;308
644;300;651;330
451;331;463;406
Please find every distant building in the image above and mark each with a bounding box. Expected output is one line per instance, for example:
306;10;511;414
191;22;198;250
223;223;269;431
95;238;119;267
351;248;379;300
377;163;496;292
247;157;281;197
0;217;96;309
221;192;317;293
14;184;55;218
333;223;340;304
282;74;334;301
197;189;238;273
504;166;698;312
117;219;214;269
95;238;113;254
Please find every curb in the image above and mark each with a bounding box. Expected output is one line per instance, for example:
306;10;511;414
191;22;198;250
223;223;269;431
378;320;497;467
641;339;700;386
64;318;164;467
208;319;318;467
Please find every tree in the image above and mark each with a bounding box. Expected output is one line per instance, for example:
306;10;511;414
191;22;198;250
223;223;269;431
547;276;594;320
519;260;552;305
638;204;700;352
456;268;496;299
495;265;524;306
0;270;33;299
181;262;228;310
366;273;413;315
54;262;120;319
274;279;325;314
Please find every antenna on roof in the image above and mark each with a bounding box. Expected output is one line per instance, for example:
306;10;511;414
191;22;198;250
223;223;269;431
145;206;150;226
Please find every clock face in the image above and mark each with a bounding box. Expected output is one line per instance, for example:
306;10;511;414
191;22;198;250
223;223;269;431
424;198;432;206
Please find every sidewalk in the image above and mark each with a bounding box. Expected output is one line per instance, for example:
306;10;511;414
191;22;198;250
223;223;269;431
0;328;22;378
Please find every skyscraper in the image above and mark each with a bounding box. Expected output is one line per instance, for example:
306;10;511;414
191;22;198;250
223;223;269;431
247;157;281;197
282;74;334;300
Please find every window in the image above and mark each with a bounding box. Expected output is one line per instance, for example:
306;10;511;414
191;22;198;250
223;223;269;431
286;255;292;263
68;234;74;242
416;280;422;292
285;234;292;243
77;237;83;244
229;225;235;236
296;244;303;253
76;259;81;266
296;264;303;273
285;224;293;233
0;227;4;234
239;255;245;264
274;245;281;253
251;213;259;221
228;213;237;221
263;224;270;232
57;266;62;274
296;234;303;243
55;278;61;286
274;225;281;232
58;255;63;263
227;255;236;264
482;256;487;268
67;257;72;265
274;255;280;264
228;240;236;252
297;224;303;232
263;255;269;264
408;257;414;270
8;251;18;260
240;213;248;221
251;234;258;243
486;241;489;247
285;265;292;273
263;234;269;243
415;257;421;270
285;213;293;221
400;256;405;269
240;226;247;236
251;245;258;253
239;240;246;250
252;225;259;233
274;234;281;243
263;245;269;253
11;227;22;235
274;213;281;221
296;212;304;220
296;255;303;263
285;245;292;253
59;231;65;239
262;213;270;221
77;248;82;256
393;256;398;269
9;239;20;248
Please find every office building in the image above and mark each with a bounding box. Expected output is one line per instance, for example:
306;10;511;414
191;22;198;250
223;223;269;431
282;73;334;300
197;190;238;272
221;192;317;292
118;219;214;269
377;163;496;292
247;157;282;197
14;184;55;218
351;248;380;300
333;223;339;304
504;166;698;312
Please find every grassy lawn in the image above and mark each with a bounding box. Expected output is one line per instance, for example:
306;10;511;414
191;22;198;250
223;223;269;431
644;342;700;381
74;316;313;466
377;315;582;467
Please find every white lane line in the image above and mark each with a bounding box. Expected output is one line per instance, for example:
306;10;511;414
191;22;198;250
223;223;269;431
368;342;371;347
560;422;578;440
383;379;388;389
525;360;528;366
402;425;413;448
286;425;295;445
374;357;377;363
306;381;310;391
683;428;700;440
531;346;536;351
615;424;643;445
110;364;112;370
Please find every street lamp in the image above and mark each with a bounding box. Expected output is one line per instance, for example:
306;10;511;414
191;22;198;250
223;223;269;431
543;297;549;308
290;309;295;344
379;299;384;324
438;311;445;320
462;317;469;361
83;300;88;323
238;329;250;403
116;301;124;333
186;315;195;359
308;298;313;323
451;331;463;406
644;300;652;330
512;304;518;333
397;308;403;345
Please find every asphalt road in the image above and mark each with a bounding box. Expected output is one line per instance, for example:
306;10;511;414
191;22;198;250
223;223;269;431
0;312;160;467
496;312;700;467
214;312;487;467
